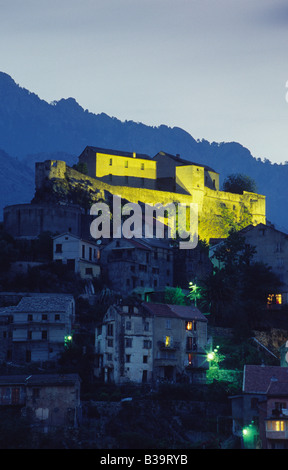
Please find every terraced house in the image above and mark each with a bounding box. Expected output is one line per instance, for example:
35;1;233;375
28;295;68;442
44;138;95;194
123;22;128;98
94;302;210;384
0;295;75;364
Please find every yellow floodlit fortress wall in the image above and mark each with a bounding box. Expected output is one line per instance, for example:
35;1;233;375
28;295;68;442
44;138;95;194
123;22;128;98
38;146;266;241
79;147;157;190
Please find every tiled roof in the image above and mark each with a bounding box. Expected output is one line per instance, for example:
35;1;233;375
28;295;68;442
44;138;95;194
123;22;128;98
105;237;172;251
154;151;218;173
52;232;99;246
142;302;207;322
243;365;288;394
239;223;288;239
266;381;288;396
85;146;152;161
13;295;74;313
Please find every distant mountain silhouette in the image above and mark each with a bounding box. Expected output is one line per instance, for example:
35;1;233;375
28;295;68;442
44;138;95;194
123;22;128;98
0;71;286;231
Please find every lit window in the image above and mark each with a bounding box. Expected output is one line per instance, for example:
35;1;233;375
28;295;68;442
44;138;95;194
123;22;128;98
276;421;285;431
165;336;171;347
267;420;285;431
267;294;282;305
186;321;193;331
188;353;193;365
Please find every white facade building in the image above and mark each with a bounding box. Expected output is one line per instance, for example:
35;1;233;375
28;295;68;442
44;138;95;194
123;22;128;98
95;302;210;384
53;233;101;279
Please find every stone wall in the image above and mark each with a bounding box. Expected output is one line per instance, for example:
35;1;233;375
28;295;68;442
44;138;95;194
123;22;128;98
4;160;266;242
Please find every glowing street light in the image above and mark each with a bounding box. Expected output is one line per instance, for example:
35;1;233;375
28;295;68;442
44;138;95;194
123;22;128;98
207;352;215;361
64;334;73;348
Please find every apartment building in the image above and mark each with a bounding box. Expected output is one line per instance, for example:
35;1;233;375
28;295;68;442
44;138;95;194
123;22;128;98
100;237;173;297
0;295;75;364
94;302;209;384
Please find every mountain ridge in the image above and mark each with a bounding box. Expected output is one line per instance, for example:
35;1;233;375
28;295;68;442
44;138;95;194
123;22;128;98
0;71;286;231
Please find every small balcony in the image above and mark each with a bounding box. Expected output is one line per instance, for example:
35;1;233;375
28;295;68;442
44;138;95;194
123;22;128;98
157;340;180;351
266;418;288;440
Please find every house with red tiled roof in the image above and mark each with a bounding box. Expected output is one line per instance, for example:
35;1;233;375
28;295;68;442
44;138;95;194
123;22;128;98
230;364;288;448
94;302;210;384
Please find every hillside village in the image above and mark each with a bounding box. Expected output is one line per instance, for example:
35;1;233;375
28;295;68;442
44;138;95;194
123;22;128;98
1;145;288;449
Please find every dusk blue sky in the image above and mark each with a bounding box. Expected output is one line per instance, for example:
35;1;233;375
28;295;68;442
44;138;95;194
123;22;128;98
1;0;288;163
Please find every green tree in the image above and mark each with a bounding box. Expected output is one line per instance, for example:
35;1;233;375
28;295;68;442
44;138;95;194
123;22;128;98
0;230;18;273
223;174;257;194
188;281;204;307
72;162;88;175
164;286;188;305
204;230;282;330
199;203;253;241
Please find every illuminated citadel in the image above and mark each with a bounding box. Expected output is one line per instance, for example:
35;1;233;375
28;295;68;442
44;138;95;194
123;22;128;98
32;145;266;242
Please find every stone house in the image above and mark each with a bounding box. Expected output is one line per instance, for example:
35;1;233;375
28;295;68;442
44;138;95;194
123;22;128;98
94;302;209;384
0;295;75;364
0;373;81;431
95;303;154;384
261;380;288;449
53;232;101;279
210;223;288;306
142;302;209;383
240;224;288;306
230;364;288;449
100;237;174;297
